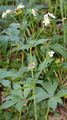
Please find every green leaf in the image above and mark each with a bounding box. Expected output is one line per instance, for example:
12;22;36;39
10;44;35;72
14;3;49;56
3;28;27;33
48;97;62;111
42;81;58;96
0;35;9;55
3;26;20;43
11;89;23;99
2;99;18;109
35;87;49;103
35;59;53;80
0;69;14;80
23;77;32;98
28;38;49;47
10;23;20;29
56;89;67;97
18;39;49;51
13;83;21;90
50;43;67;58
38;59;53;72
15;100;23;112
1;79;11;87
62;62;67;70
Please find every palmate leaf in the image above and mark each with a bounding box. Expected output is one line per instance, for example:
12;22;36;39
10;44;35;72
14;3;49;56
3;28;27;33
13;66;29;80
35;82;64;111
38;59;53;72
2;89;23;109
35;87;49;103
28;38;49;47
3;27;20;43
48;97;62;111
18;38;49;51
56;89;67;97
35;59;53;80
23;77;32;99
2;98;19;109
42;81;58;96
15;100;24;112
1;79;11;87
50;43;67;58
0;69;15;80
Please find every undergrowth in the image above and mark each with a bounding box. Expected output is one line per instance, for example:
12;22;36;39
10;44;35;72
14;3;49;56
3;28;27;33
0;0;67;120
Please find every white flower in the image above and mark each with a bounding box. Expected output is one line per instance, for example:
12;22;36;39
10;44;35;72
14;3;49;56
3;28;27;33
6;9;12;14
2;12;6;18
28;62;36;70
48;12;56;19
2;9;12;18
32;9;36;16
43;14;50;26
43;12;56;26
16;4;25;10
48;50;55;57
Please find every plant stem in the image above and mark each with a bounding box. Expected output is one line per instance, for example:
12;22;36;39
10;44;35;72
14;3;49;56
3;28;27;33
48;0;52;12
54;71;60;84
10;13;19;24
60;0;66;44
31;70;37;120
58;71;63;86
35;28;44;40
33;84;37;120
45;106;49;120
19;112;21;120
54;0;58;15
30;48;37;120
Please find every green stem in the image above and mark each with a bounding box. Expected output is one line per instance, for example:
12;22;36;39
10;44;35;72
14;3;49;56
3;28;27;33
58;71;63;86
45;106;49;120
35;47;41;63
30;48;37;120
32;84;37;120
48;0;52;12
35;28;44;40
31;70;37;120
60;0;66;44
54;0;58;15
19;112;21;120
10;13;19;24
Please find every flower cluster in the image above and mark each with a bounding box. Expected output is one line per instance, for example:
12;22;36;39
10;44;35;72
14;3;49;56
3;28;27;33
48;50;55;57
2;3;25;18
2;9;12;18
32;9;36;16
43;12;56;26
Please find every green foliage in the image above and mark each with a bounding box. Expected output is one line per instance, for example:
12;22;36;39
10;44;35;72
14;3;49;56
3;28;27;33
0;0;67;120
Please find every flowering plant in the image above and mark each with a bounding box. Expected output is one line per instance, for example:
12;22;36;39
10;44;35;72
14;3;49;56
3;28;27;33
0;0;67;120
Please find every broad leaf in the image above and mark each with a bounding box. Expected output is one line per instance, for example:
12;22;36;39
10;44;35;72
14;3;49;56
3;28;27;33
48;97;62;111
0;69;14;80
1;79;11;87
42;81;58;96
2;99;18;109
23;77;32;98
35;87;49;103
50;43;67;58
56;89;67;97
